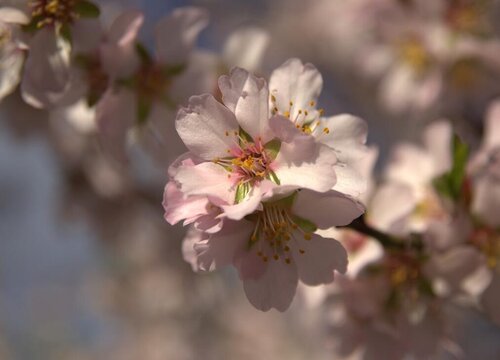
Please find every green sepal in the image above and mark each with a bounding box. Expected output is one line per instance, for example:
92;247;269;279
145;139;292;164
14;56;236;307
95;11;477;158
22;16;43;33
433;134;469;201
164;63;186;77
60;23;72;45
264;138;281;160
267;169;281;185
135;42;152;63
74;0;100;18
238;127;253;145
137;97;151;125
267;191;297;208
235;182;251;204
291;215;317;233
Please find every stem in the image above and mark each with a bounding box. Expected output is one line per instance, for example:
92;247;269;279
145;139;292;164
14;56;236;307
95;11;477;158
341;216;418;250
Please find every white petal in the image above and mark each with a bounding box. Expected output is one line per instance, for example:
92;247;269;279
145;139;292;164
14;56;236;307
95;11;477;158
269;58;323;118
274;140;337;193
218;67;271;143
484;100;500;149
292;189;365;229
95;88;136;163
292;233;348;285
423;120;452;175
175;94;239;160
0;45;23;101
243;258;298;312
222;27;269;71
368;183;417;235
174;161;234;204
196;220;253;272
155;6;208;65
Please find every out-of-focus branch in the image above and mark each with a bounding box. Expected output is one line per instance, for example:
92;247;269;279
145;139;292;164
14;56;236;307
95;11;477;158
342;216;422;251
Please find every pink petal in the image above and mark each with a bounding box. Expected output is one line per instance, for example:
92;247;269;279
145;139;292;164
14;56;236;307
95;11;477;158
484;100;500;150
218;67;272;143
182;227;208;272
292;233;348;285
368;183;417;235
162;181;210;225
243;258;298;311
269;58;323;118
176;94;239;160
195;220;254;272
155;6;208;65
95;88;136;163
293;189;364;228
481;272;500;326
274;140;338;193
174;161;234;203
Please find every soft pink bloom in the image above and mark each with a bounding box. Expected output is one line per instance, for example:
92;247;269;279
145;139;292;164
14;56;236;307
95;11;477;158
369;121;452;235
0;7;28;101
222;27;269;72
173;66;340;218
19;0;103;108
183;188;364;311
328;252;455;359
269;58;369;198
470;100;500;228
95;6;217;164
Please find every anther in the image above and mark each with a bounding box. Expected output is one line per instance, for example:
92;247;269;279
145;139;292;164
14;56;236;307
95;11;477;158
304;233;312;240
299;249;305;254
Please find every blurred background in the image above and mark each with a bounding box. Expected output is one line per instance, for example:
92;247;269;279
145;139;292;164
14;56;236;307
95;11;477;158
1;0;500;359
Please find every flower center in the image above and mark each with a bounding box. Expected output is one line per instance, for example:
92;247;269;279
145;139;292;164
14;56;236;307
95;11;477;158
398;37;431;74
30;0;79;29
214;131;278;191
75;54;109;106
270;94;330;136
413;189;447;224
0;24;12;47
470;228;500;269
446;2;486;34
449;57;481;89
135;63;170;102
247;203;314;264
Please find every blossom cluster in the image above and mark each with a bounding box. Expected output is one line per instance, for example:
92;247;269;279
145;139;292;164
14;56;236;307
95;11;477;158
1;0;500;359
163;59;368;311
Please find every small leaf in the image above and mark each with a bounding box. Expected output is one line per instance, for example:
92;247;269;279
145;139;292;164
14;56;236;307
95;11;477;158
135;42;152;63
264;138;281;160
22;16;43;33
433;133;469;201
74;0;100;18
235;182;250;204
267;169;280;185
137;97;151;124
59;23;72;45
238;127;253;145
164;63;186;76
267;191;297;208
291;215;317;233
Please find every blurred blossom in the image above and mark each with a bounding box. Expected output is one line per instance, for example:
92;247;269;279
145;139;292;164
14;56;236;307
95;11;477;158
1;0;500;359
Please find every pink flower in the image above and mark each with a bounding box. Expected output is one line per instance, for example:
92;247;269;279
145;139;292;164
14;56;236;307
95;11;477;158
0;7;29;101
369;121;452;235
184;188;364;311
95;6;217;164
172;66;340;219
470;99;500;228
269;58;369;197
19;0;103;108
